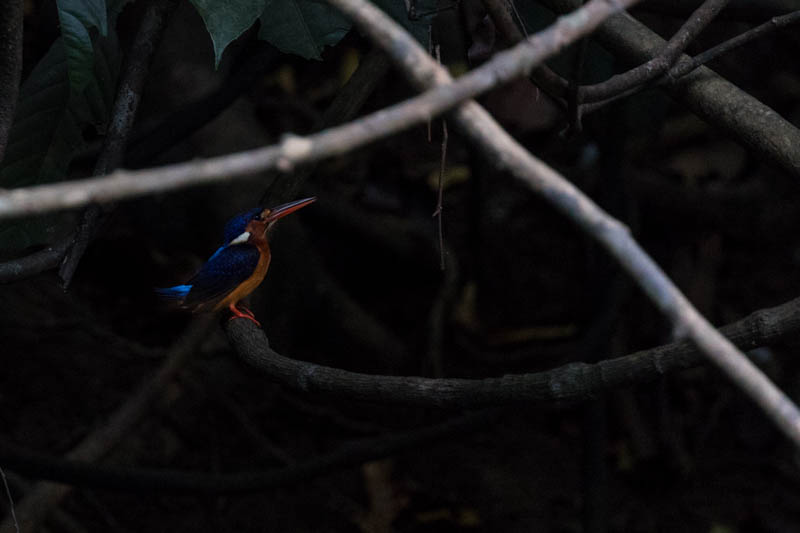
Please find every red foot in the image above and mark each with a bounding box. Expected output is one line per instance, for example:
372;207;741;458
228;303;261;327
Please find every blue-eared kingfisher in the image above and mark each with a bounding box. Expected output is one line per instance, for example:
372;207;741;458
156;197;316;325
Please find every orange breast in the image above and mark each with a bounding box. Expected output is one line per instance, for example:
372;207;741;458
214;248;271;311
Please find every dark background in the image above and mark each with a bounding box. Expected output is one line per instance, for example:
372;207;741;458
3;1;800;531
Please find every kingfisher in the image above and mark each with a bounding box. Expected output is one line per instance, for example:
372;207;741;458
156;197;316;326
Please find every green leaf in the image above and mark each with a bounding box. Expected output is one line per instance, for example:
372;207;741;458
57;0;109;92
0;32;120;254
59;0;108;36
0;40;83;189
258;0;351;60
191;0;266;67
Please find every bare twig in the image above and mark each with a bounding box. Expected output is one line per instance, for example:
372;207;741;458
578;0;731;103
0;315;212;533
0;468;18;533
0;0;638;220
126;42;280;167
433;44;447;272
324;0;800;446
580;9;800;115
480;0;569;106
639;0;799;21
0;0;23;163
261;46;390;205
542;0;800;176
434;118;447;271
0;408;503;493
674;9;800;76
58;0;178;288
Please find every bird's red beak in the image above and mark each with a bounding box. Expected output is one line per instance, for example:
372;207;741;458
265;197;317;222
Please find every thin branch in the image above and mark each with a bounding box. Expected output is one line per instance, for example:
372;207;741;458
261;46;390;205
0;0;638;220
58;0;178;288
580;9;800;115
323;0;800;446
0;468;18;533
0;0;23;163
433;45;447;272
0;408;503;494
542;0;800;176
434;118;447;271
578;0;730;103
125;42;280;167
638;0;800;21
0;316;212;533
479;0;570;106
673;9;800;76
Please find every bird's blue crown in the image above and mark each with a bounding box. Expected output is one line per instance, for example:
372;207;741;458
222;208;262;243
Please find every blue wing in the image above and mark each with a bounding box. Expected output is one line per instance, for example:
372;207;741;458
182;244;261;309
155;284;191;301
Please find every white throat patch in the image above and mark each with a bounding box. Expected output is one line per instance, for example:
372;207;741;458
230;231;250;245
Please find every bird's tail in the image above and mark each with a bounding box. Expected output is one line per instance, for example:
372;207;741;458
155;284;191;303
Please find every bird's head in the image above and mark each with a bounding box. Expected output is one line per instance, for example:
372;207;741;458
224;197;317;246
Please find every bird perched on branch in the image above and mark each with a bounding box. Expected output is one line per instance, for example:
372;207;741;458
157;197;316;326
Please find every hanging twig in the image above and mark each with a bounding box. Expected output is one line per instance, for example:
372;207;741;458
432;44;447;271
0;468;18;533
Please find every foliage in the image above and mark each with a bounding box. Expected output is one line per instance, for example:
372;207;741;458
191;0;436;62
0;1;120;253
0;0;437;253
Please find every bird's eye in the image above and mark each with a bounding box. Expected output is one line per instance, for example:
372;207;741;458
259;210;271;221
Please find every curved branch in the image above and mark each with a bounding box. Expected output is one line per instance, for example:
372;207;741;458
5;294;800;496
225;296;800;406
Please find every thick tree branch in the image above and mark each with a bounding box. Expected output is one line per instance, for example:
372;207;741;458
322;0;800;446
0;0;23;164
225;295;800;406
4;295;800;495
